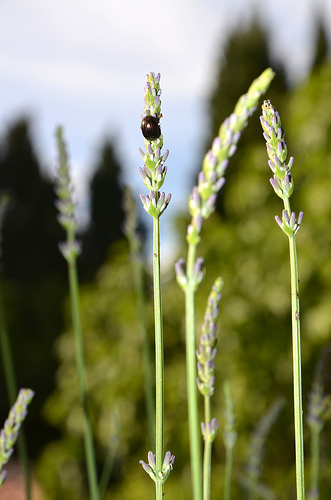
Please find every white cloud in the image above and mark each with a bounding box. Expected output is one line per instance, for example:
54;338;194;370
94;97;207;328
0;0;329;250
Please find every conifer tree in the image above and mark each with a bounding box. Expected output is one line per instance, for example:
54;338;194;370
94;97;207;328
0;118;67;453
310;17;329;73
79;139;126;281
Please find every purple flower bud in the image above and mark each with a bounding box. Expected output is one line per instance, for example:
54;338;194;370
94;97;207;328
202;193;217;218
198;171;206;186
290;211;296;227
138;148;145;161
277;141;287;160
228;144;237;157
154;148;161;161
139;459;155;480
266;142;275;157
205;150;217;169
277;127;284;140
270;176;283;197
174;258;187;290
216;159;229;177
275;215;282;228
283;173;292;191
286;158;294;173
148;450;156;469
194;257;204;276
162;150;169;162
282;209;290;224
194;215;203;233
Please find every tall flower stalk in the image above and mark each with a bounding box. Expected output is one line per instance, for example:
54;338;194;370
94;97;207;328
54;128;100;500
244;398;284;500
175;68;275;500
196;277;223;500
138;72;174;500
260;100;305;500
223;381;237;500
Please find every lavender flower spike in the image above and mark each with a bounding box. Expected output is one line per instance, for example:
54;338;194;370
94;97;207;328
260;100;303;236
54;127;82;263
197;277;224;399
139;72;170;218
0;388;34;487
186;68;275;245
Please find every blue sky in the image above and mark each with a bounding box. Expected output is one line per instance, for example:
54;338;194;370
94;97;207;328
0;0;330;256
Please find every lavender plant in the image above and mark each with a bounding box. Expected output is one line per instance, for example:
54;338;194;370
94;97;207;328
175;68;275;500
243;398;285;500
260;100;305;500
0;388;34;487
55;127;100;500
197;276;223;500
138;72;174;500
223;381;237;500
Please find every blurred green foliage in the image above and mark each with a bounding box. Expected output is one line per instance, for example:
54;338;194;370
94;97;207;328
30;10;331;497
0;120;126;456
36;58;331;499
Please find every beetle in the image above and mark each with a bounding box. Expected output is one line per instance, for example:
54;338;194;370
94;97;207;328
141;114;161;141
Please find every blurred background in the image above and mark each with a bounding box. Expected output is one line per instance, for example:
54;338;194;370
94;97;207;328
0;0;331;498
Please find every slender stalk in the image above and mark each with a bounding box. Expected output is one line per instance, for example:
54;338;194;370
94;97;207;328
67;260;100;500
202;396;212;500
224;446;234;500
176;69;275;500
138;72;174;495
153;215;164;500
99;445;116;500
260;100;305;500
223;382;236;500
197;277;222;500
55;127;99;500
285;199;305;500
185;242;202;500
308;427;320;500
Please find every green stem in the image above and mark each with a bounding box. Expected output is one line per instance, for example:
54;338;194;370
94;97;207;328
99;435;119;500
0;279;32;500
284;198;305;500
67;259;100;500
185;242;202;500
202;396;212;500
153;216;164;500
223;381;235;500
308;427;320;500
223;446;233;500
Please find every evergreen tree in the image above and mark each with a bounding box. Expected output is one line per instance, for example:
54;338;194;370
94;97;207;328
310;17;329;72
79;139;126;281
0;119;65;280
0;118;67;453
